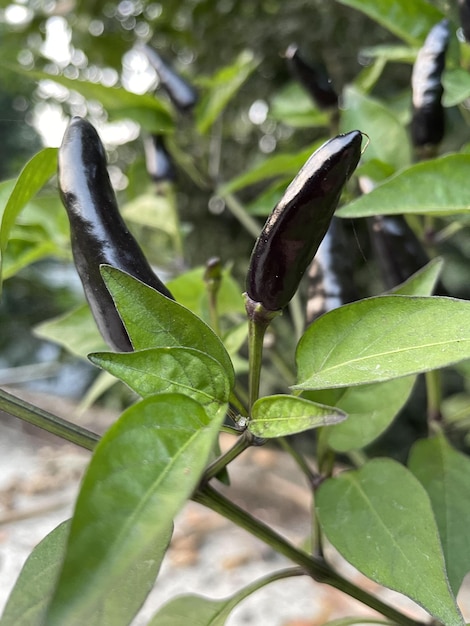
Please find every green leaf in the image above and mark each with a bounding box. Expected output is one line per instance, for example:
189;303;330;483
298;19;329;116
0;148;57;287
249;394;346;438
101;265;235;388
335;0;443;46
196;50;259;134
220;142;322;195
409;435;470;596
443;68;470;107
316;458;464;626
340;86;411;171
306;376;416;452
360;44;418;64
44;393;224;626
147;569;298;626
34;304;107;359
120;193;179;237
2;65;174;133
337;155;470;218
269;82;330;128
89;347;231;408
391;257;444;296
0;521;69;626
295;296;470;390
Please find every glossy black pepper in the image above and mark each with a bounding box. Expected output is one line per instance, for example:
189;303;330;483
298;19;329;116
58;116;174;352
411;19;449;148
245;131;363;312
285;44;338;111
144;134;177;183
143;45;198;112
459;0;470;42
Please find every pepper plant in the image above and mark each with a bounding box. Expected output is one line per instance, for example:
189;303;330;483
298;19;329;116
1;1;470;625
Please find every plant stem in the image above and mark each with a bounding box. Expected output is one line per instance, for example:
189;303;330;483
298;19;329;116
194;485;425;626
0;387;99;451
277;437;318;486
425;369;443;433
247;314;270;410
222;191;261;240
203;430;253;482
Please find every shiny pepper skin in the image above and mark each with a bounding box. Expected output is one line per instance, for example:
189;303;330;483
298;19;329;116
144;134;177;183
285;44;338;111
143;45;198;112
58;116;174;352
245;131;363;313
368;215;430;290
411;19;449;148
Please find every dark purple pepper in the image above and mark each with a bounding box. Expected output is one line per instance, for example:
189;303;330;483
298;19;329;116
245;131;363;312
306;217;359;324
58;116;174;352
144;134;177;183
411;19;449;148
143;45;198;112
459;0;470;42
285;44;338;111
368;215;429;289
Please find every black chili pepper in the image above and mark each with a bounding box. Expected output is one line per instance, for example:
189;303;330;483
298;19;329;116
58;116;174;352
285;44;338;111
411;19;449;149
459;0;470;42
306;217;359;324
245;131;363;313
144;134;177;183
368;215;430;290
143;45;198;112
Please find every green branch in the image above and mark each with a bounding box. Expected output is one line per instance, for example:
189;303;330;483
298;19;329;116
0;387;99;451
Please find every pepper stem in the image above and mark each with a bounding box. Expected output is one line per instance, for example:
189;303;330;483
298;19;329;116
244;294;280;410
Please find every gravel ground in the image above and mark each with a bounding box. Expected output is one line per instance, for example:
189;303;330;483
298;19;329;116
1;388;469;626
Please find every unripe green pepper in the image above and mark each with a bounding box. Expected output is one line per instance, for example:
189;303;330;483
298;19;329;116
143;45;198;112
58;116;174;352
245;131;362;313
411;19;449;149
285;44;338;111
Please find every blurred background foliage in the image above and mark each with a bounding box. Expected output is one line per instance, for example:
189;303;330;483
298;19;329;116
0;0;469;455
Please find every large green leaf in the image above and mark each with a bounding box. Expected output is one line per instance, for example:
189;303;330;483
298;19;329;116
196;50;259;134
44;393;224;626
409;436;470;596
295;296;470;390
305;376;416;452
0;148;57;286
335;0;443;46
340;86;411;171
2;64;174;133
34;304;107;359
316;458;463;626
249;394;346;438
0;521;70;626
89;347;231;408
337;155;470;218
101;265;235;388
